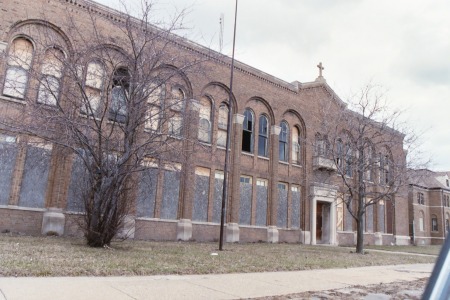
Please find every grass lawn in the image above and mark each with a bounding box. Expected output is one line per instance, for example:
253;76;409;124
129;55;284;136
0;234;438;277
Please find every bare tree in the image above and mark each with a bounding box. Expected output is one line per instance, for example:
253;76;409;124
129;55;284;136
0;1;206;247
313;84;427;254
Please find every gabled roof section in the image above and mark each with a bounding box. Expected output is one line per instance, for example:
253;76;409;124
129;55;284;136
296;79;348;110
410;169;450;191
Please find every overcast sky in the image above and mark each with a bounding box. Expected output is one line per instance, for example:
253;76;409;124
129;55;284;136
97;0;450;171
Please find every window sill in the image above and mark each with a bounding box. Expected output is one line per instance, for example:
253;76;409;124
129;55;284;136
0;95;26;105
242;151;254;157
199;141;212;147
257;155;269;161
279;161;289;165
292;163;302;168
168;134;183;140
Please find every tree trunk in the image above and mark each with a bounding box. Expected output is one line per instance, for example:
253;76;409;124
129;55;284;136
356;215;364;253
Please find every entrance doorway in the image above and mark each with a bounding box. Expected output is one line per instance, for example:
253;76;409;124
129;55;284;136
316;201;331;244
316;202;323;242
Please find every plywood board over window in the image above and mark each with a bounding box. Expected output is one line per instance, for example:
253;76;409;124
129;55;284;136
193;167;211;222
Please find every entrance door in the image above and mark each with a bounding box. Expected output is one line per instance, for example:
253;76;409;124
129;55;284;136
316;202;323;242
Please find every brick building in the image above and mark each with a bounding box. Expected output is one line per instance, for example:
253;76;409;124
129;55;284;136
0;0;411;245
409;169;450;245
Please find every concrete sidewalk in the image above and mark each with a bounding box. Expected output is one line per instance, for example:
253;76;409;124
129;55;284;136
0;264;433;300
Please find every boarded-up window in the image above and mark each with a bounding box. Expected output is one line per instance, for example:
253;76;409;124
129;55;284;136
277;182;288;228
193;167;210;222
0;135;18;205
212;171;224;223
255;179;268;226
239;175;252;225
136;160;159;218
160;164;181;220
377;200;385;233
291;185;301;229
365;198;374;233
18;145;52;208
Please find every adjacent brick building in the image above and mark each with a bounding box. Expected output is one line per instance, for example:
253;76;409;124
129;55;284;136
409;169;450;245
0;0;413;245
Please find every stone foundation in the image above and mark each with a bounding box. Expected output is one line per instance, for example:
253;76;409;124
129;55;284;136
41;208;65;236
176;219;192;241
267;226;279;243
226;223;239;243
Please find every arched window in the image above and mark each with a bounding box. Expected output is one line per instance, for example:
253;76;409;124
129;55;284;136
3;37;34;99
336;139;343;169
145;81;165;132
257;115;269;157
292;126;301;164
242;109;254;153
83;61;105;115
419;211;425;232
37;48;64;106
168;86;185;137
379;151;392;185
431;215;438;232
364;143;374;181
109;67;129;123
279;121;288;162
217;104;228;147
345;142;352;177
198;96;212;143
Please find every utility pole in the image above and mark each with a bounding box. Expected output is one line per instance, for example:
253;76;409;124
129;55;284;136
219;0;238;251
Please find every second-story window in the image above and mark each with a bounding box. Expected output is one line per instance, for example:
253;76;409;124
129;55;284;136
82;61;105;115
279;121;288;162
242;109;254;153
345;143;352;177
109;67;129;123
418;192;424;205
145;81;165;132
3;37;34;99
217;104;228;147
198;96;212;143
258;115;268;157
292;126;301;165
168;86;185;137
37;48;64;106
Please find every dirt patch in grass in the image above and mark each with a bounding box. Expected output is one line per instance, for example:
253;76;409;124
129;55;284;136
0;234;437;277
365;245;441;256
254;278;428;300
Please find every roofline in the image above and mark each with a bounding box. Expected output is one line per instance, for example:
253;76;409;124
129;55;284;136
67;0;303;93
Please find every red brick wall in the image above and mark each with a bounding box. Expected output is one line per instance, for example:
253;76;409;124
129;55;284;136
0;207;43;235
